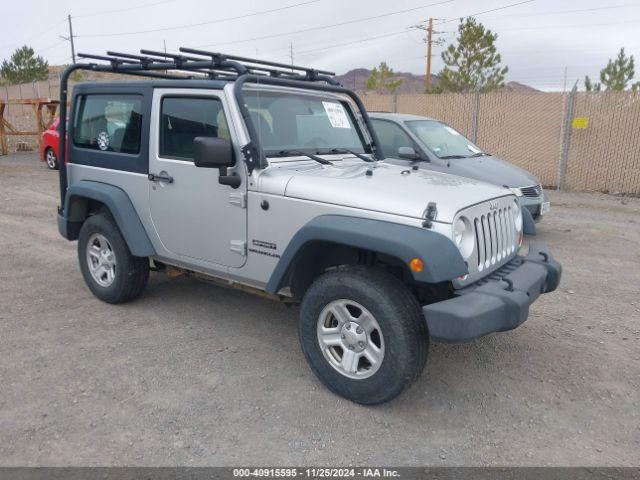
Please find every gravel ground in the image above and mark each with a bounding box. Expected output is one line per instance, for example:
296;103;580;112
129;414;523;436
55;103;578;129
0;152;639;466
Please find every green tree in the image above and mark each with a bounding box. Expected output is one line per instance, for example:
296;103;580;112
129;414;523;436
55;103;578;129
365;62;403;93
585;48;639;92
0;46;49;85
437;17;508;93
584;75;599;92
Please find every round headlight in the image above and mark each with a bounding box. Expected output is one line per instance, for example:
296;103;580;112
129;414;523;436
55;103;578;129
454;218;465;246
513;199;523;232
453;216;474;259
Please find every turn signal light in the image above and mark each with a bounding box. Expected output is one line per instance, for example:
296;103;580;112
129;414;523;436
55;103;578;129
409;258;424;273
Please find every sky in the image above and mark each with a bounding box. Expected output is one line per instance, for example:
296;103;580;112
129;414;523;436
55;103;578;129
1;0;639;91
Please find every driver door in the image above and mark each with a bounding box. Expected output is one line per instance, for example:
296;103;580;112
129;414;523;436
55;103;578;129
148;90;246;268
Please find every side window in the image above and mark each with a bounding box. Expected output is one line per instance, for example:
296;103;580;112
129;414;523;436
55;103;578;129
73;95;142;154
371;119;413;158
160;97;228;160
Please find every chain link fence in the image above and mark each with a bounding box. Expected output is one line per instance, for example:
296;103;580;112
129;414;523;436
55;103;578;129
362;90;640;195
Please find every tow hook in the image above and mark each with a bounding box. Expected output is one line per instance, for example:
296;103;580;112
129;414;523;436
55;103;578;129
503;278;514;292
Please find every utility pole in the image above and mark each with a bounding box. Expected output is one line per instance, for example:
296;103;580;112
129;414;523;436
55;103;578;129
289;42;294;71
163;40;168;73
60;15;76;64
67;15;76;64
426;18;433;90
411;18;442;91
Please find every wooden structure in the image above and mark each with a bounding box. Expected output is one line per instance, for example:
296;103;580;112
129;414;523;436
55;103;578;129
0;98;59;155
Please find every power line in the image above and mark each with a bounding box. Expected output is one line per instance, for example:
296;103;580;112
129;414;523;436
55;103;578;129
35;39;68;54
262;29;415;63
290;30;409;57
0;18;66;51
195;0;455;48
281;5;597;66
73;0;178;18
438;0;537;24
263;27;447;60
485;3;640;18
395;0;538;89
497;18;640;31
272;0;552;65
0;0;178;52
263;22;639;72
263;30;411;63
76;0;323;38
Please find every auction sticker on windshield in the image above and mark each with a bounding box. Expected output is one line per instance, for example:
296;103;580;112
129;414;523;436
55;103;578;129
322;101;351;129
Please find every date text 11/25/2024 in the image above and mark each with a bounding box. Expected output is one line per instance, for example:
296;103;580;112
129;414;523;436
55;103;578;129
232;468;400;477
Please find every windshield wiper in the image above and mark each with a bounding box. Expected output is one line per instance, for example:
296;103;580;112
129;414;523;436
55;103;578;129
439;155;467;159
276;150;333;165
469;152;489;157
329;148;374;162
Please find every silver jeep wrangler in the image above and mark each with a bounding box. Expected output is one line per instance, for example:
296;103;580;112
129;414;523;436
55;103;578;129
56;49;562;404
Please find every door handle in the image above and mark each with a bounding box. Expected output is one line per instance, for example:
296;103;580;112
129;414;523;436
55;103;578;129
148;172;174;184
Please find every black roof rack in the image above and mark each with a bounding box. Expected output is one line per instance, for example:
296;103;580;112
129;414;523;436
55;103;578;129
75;47;336;83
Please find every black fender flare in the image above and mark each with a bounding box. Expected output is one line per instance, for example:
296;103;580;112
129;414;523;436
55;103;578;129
264;215;468;294
58;180;155;257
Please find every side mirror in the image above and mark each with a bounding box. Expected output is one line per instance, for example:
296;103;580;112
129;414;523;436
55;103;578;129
193;136;234;168
397;146;420;160
193;137;240;188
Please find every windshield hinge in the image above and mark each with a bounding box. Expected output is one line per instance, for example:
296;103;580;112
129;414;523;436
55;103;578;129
230;240;247;256
229;192;246;209
423;202;437;228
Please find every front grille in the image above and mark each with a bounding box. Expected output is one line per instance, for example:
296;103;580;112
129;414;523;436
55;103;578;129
453;196;519;288
520;184;542;198
473;205;517;272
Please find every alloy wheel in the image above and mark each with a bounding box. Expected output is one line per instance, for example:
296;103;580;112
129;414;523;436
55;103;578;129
45;149;57;169
316;299;385;379
86;233;117;287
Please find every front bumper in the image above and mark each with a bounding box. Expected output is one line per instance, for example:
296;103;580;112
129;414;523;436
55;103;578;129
423;243;561;342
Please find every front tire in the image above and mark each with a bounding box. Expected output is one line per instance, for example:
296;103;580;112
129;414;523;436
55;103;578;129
44;147;58;170
299;267;428;404
78;213;149;304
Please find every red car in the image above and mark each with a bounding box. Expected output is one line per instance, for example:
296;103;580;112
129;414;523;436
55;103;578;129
41;118;60;170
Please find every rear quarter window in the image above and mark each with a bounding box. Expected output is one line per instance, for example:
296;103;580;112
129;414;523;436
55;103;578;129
73;94;143;154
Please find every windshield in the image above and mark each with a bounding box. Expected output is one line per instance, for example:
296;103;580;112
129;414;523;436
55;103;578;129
244;90;367;156
406;120;485;159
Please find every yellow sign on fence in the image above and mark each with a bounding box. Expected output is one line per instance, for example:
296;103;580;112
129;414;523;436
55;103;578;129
572;117;589;129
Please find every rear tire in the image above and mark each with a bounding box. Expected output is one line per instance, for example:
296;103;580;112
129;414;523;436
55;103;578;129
78;213;149;304
299;266;428;404
44;147;58;170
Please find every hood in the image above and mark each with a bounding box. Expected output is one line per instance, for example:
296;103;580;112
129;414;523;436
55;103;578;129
442;155;539;188
259;159;513;223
